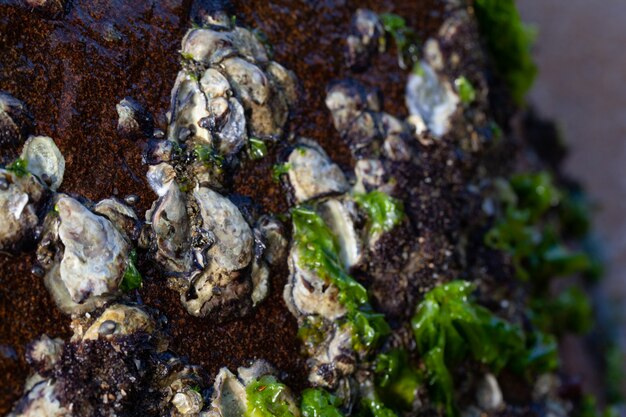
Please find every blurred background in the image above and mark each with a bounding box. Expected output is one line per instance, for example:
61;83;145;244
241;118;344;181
519;0;626;397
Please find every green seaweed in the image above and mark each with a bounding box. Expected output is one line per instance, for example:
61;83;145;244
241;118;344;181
379;13;420;70
291;206;390;352
530;286;593;335
300;389;344;417
485;173;592;283
6;158;29;177
411;280;529;416
454;76;476;105
245;375;296;417
272;163;291;183
359;398;398;417
374;349;422;411
120;250;142;292
194;144;224;168
354;191;404;237
249;137;268;160
474;0;537;104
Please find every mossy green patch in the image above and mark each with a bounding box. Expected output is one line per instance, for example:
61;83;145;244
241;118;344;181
485;173;592;283
474;0;537;104
272;163;291;183
530;286;593;335
354;191;404;237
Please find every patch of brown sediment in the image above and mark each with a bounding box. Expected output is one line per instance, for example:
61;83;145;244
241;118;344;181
0;251;71;410
0;0;443;413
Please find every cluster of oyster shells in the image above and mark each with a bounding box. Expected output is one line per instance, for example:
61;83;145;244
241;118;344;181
140;11;296;319
0;93;141;316
10;303;296;417
3;3;521;417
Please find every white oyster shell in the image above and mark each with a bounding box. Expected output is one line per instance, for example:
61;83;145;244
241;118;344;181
181;28;236;66
148;181;193;273
215;98;247;156
284;248;347;321
146;163;176;197
0;169;45;251
167;71;212;145
20;136;65;191
221;57;270;106
25;335;64;373
405;60;459;137
208;361;300;417
286;141;349;203
57;196;129;303
208;368;247;417
200;68;232;99
265;61;299;107
7;380;69;417
42;196;130;314
193;187;253;272
181;260;249;317
250;260;269;307
93;198;138;238
318;198;361;269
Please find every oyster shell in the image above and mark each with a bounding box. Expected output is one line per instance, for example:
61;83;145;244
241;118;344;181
208;368;247;417
146;181;193;273
284;248;347;321
221;57;270;106
318;198;362;269
0;169;46;251
181;28;236;66
200;68;232;99
20;136;65;191
231;26;270;65
79;304;155;341
116;97;155;140
7;380;69;417
208;360;300;417
286;140;349;203
254;215;288;266
346;9;384;71
25;335;64;374
10;303;208;417
37;195;131;314
265;61;299;107
93;198;140;240
308;325;356;388
167;71;212;145
193;187;253;271
405;60;459;137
